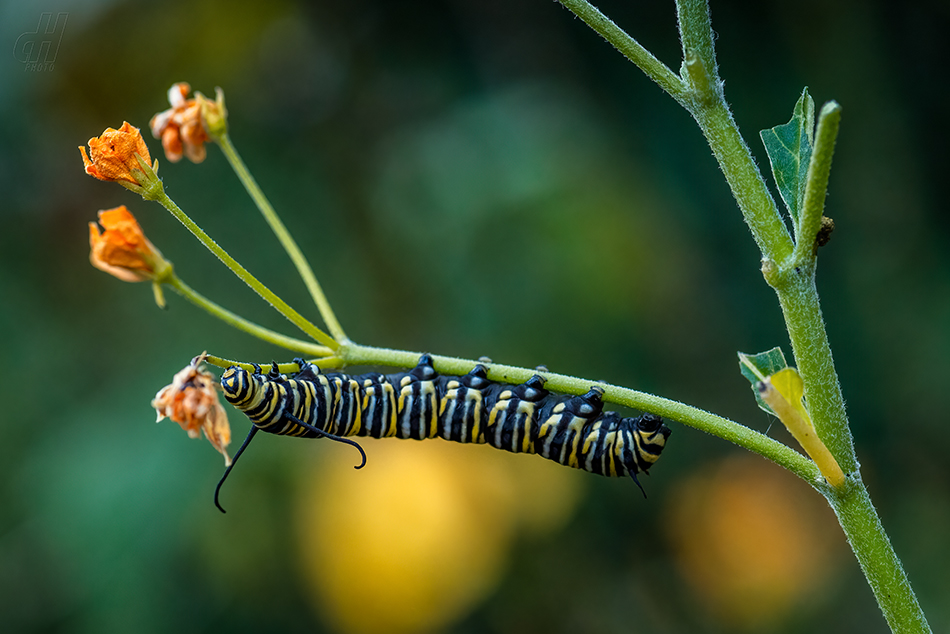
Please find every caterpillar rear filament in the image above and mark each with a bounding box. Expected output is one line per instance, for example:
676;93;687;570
217;354;671;512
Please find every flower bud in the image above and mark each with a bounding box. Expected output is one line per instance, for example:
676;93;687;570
88;206;168;283
80;122;153;184
153;353;232;466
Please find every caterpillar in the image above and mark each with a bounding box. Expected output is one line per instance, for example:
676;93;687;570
216;354;671;512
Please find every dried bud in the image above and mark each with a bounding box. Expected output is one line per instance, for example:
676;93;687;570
89;206;169;283
150;83;220;163
153;353;232;466
80;122;153;184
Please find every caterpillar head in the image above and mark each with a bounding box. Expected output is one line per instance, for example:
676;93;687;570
633;414;672;470
220;365;254;406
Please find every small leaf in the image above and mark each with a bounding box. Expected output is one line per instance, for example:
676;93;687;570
760;87;815;224
738;347;789;413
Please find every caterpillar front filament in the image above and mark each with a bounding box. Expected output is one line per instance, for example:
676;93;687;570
217;354;672;512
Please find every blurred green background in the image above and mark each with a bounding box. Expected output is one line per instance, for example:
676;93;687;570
2;0;948;632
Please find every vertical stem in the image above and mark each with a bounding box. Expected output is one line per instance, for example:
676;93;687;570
793;101;841;264
215;133;349;343
774;270;855;472
829;477;932;633
675;0;719;87
691;103;794;262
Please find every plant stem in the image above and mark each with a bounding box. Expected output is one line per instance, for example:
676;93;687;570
153;190;338;349
773;269;855;472
828;476;932;634
691;103;794;261
165;275;332;357
557;0;930;629
339;343;820;483
214;132;349;343
793;101;841;264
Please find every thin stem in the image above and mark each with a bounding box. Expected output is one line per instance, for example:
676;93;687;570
153;190;338;349
792;101;841;265
555;0;688;105
214;132;349;342
204;354;342;373
165;275;332;357
340;343;821;483
675;0;719;86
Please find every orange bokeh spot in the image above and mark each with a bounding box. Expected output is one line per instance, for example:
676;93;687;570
664;454;843;630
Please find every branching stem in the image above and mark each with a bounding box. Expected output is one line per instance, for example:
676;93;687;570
213;132;349;343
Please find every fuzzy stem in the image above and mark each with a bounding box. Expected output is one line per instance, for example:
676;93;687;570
827;477;932;633
793;101;841;264
556;0;929;629
338;342;820;483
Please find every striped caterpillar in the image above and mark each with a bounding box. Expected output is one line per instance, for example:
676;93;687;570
216;354;671;512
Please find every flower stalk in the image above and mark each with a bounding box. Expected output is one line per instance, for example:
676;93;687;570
211;129;348;343
165;275;333;358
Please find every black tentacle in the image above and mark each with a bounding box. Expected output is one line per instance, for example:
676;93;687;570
214;425;260;514
284;411;367;470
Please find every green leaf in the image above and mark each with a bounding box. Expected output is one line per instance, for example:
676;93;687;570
738;347;789;413
759;87;815;225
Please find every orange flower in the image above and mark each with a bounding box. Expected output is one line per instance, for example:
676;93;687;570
150;83;213;163
153;354;232;466
88;206;167;283
79;122;152;184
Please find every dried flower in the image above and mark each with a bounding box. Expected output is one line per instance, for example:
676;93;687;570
89;206;168;283
79;122;153;184
153;354;232;466
150;83;215;163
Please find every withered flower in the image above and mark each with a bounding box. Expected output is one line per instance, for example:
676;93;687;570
88;206;168;283
79;122;153;184
153;354;232;466
150;83;215;163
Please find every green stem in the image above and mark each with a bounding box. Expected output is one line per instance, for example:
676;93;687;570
672;2;928;630
557;0;929;629
827;476;932;633
165;275;332;357
793;101;841;265
689;95;794;263
339;343;820;482
555;0;688;105
773;269;855;472
675;0;792;262
675;0;718;82
214;132;349;343
153;190;338;349
557;0;792;263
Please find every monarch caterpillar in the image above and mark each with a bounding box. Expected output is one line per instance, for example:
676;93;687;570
216;354;671;512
